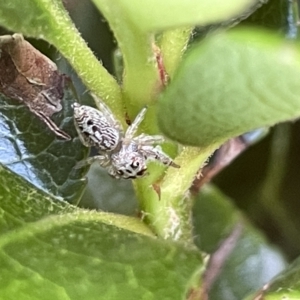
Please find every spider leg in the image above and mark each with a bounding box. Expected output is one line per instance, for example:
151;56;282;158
91;93;123;134
34;111;71;141
133;133;165;146
74;154;111;169
140;145;180;168
107;166;120;179
78;135;90;148
125;106;147;139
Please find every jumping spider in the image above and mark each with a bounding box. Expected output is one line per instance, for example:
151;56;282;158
73;95;179;179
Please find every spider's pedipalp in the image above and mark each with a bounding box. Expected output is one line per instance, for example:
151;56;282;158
133;134;165;146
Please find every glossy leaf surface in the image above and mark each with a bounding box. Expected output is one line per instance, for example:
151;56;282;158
0;82;88;203
0;165;203;300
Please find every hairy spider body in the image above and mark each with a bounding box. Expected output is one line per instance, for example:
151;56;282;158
73;95;179;179
73;102;121;151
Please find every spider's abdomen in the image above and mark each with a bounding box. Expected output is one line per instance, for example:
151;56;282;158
73;103;120;151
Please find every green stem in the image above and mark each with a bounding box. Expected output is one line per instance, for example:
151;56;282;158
92;0;159;119
135;144;218;244
49;26;123;120
160;27;192;78
121;33;159;117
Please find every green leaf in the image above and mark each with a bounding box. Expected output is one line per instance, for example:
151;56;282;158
92;0;263;33
193;185;286;300
249;256;300;299
91;0;263;117
0;164;73;235
0;0;123;121
0;217;202;300
0;82;88;203
0;164;202;300
158;28;300;147
0;161;153;235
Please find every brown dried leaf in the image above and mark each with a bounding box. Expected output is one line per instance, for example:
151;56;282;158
0;33;70;140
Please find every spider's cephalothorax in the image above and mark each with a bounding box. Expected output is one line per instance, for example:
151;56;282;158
73;95;179;179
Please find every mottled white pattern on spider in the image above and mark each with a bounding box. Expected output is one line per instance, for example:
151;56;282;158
72;95;179;179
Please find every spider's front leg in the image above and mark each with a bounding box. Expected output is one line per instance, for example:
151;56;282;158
140;145;180;168
125;106;148;140
133;133;165;146
91;93;123;134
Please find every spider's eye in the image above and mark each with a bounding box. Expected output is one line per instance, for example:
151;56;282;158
117;170;124;175
131;161;139;169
